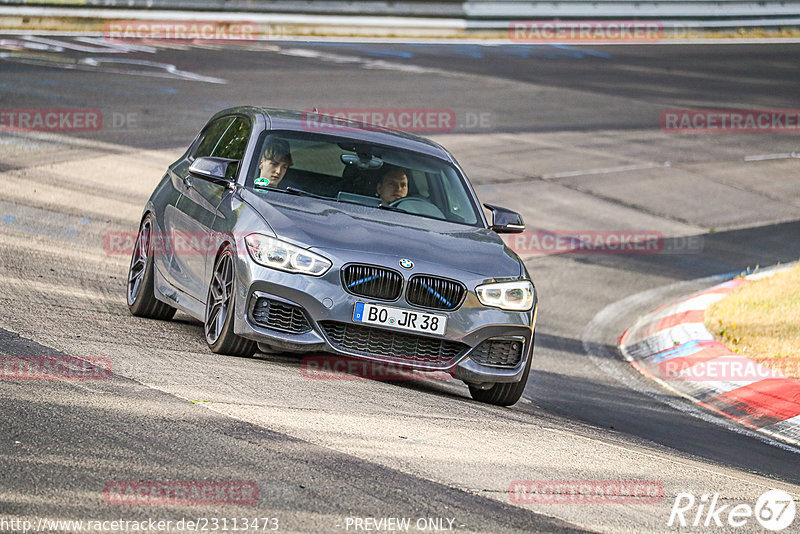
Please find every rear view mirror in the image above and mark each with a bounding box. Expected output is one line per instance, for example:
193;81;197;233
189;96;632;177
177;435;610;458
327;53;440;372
484;203;525;234
341;154;384;170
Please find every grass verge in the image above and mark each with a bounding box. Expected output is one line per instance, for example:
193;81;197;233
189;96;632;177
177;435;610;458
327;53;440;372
705;264;800;378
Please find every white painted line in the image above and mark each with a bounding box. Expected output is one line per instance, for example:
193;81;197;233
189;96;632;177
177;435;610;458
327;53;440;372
630;293;727;326
663;322;715;344
541;162;669;180
674;292;729;311
21;35;156;53
276;47;459;76
744;152;800;161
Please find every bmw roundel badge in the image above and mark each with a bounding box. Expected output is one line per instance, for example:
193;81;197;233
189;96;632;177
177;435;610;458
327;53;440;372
399;258;414;270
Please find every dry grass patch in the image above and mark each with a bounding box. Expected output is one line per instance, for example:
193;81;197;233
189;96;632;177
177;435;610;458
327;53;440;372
705;264;800;378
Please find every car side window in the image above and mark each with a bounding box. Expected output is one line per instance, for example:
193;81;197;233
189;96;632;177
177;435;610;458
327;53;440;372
192;118;233;159
212;117;251;160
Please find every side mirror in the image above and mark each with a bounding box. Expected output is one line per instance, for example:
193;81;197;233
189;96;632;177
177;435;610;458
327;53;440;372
484;203;525;234
188;157;238;186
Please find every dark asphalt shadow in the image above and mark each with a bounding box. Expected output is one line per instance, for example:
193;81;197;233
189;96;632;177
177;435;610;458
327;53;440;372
560;219;800;281
528;362;800;486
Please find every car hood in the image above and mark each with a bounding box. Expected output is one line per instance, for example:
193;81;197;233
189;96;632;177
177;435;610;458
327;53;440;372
239;189;523;279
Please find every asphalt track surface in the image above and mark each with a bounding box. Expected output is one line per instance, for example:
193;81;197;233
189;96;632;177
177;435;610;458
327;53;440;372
1;37;800;532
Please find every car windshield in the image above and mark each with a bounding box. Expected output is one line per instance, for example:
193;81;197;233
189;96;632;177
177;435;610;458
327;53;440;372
248;131;482;226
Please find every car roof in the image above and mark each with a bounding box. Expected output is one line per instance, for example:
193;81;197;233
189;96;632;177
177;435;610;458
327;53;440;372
213;106;456;163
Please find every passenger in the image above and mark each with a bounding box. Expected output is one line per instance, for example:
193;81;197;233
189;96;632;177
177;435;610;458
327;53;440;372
376;165;408;205
258;140;293;187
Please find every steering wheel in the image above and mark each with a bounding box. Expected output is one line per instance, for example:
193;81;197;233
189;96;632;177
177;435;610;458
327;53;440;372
389;196;445;218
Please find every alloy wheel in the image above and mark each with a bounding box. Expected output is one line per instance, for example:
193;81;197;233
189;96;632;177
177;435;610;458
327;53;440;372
205;251;234;345
127;218;151;306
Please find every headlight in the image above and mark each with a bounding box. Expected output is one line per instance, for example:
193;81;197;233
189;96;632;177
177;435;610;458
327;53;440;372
244;234;331;276
476;280;535;311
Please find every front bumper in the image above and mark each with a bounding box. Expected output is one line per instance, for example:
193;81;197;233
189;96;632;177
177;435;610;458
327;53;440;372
232;259;536;384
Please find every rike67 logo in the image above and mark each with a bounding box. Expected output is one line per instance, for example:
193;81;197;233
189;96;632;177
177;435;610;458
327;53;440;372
668;489;796;531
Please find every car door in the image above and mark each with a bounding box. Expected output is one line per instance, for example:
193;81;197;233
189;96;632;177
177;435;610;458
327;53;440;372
169;115;251;302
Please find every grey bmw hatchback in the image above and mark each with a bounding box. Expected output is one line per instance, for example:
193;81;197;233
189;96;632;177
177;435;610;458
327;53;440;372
127;107;537;406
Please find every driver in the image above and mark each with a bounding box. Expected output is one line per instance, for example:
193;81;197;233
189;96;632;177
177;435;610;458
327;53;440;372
258;139;293;187
376;165;408;205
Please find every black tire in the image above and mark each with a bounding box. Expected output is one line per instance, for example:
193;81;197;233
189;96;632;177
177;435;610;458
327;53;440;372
204;247;256;357
127;214;176;320
468;345;534;407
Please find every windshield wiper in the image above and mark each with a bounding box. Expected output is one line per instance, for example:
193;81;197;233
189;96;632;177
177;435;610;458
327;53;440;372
284;187;329;200
255;186;329;199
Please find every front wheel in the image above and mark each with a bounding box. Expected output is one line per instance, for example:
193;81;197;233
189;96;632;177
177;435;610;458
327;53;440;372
127;214;176;320
468;348;533;407
204;247;256;357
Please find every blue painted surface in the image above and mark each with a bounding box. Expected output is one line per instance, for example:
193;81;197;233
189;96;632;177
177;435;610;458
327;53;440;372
361;49;415;58
297;42;612;61
552;44;613;59
646;339;707;364
1;211;82;239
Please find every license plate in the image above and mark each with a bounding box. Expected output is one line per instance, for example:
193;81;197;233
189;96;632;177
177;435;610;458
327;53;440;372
353;302;447;336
